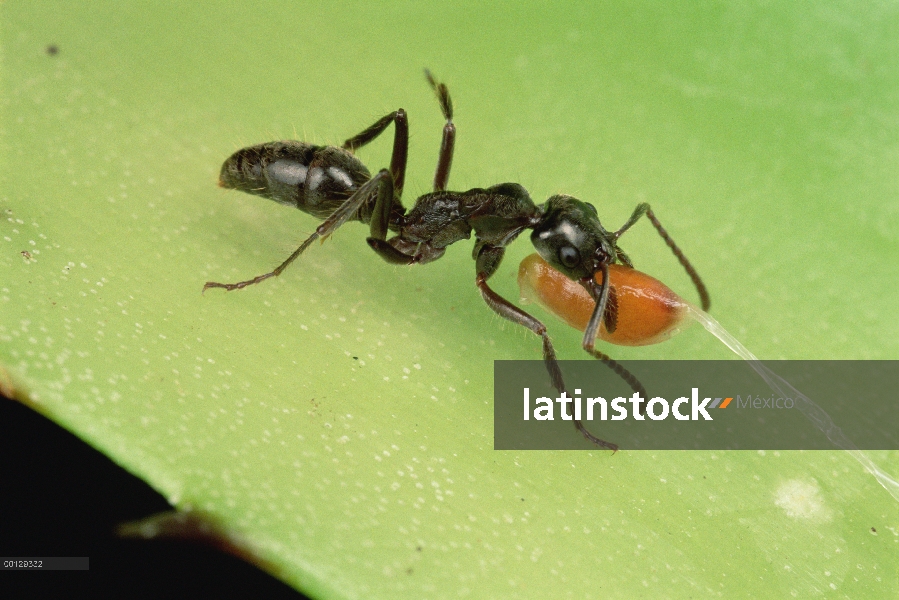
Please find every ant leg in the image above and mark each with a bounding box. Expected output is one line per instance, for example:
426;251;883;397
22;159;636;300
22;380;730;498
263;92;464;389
615;203;711;311
474;245;618;451
364;171;416;265
203;172;388;292
603;284;619;334
424;70;455;192
366;239;416;265
342;110;409;204
581;270;648;415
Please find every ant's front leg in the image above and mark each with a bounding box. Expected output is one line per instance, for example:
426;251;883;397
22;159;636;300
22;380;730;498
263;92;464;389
580;270;648;414
203;173;390;292
474;244;618;451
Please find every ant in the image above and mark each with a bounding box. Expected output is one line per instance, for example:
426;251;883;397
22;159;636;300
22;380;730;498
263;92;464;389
204;71;710;451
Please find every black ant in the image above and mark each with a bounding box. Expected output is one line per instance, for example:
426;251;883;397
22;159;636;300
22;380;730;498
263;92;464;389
204;71;710;451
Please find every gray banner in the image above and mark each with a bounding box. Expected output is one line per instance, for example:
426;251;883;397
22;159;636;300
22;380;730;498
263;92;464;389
1;557;89;570
494;361;899;450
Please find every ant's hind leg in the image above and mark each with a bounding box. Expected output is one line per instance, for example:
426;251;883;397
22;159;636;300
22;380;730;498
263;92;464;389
474;245;618;451
342;110;409;204
364;170;416;265
616;203;711;311
203;174;389;292
203;231;320;293
425;70;455;192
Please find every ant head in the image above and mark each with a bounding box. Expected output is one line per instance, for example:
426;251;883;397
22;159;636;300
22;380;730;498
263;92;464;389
530;195;617;280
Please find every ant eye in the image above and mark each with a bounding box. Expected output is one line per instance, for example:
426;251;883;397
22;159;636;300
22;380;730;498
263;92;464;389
558;246;580;269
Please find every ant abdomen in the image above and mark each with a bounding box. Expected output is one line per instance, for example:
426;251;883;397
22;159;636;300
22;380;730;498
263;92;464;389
219;141;372;220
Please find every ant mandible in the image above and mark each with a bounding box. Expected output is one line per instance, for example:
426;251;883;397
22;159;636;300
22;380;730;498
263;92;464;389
204;70;711;451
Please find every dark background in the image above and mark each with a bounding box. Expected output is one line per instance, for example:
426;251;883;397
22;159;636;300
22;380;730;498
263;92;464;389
0;395;308;598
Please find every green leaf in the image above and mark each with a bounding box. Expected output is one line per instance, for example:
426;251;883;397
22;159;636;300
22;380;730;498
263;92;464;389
2;2;896;598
